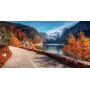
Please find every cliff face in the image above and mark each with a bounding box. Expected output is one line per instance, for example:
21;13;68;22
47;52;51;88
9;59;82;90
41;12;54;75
0;21;43;46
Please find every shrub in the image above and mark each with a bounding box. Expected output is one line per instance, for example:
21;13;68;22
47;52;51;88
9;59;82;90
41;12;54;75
0;43;5;49
0;29;12;46
0;46;12;67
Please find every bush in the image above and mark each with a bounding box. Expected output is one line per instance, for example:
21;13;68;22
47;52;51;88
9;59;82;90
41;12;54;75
35;45;43;50
0;46;12;67
0;30;12;46
0;43;5;49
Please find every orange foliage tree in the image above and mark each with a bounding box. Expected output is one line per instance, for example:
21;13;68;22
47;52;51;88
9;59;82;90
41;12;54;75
63;32;90;61
9;25;15;32
11;34;22;47
15;29;26;40
0;46;12;67
9;25;35;49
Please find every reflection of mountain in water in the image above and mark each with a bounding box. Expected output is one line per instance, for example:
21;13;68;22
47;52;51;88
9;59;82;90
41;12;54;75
43;45;63;54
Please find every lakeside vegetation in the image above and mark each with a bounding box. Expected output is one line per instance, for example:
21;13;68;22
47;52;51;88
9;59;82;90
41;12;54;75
0;27;12;67
63;32;90;61
0;21;90;68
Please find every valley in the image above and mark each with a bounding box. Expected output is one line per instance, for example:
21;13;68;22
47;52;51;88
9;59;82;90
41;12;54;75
0;21;90;68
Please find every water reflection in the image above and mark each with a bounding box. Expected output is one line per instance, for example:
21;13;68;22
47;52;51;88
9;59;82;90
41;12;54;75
43;44;63;54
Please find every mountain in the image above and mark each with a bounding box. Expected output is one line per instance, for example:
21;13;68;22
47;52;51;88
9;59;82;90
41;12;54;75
45;22;78;42
44;21;90;44
46;31;62;40
59;21;90;43
40;32;62;44
40;32;47;41
0;21;43;47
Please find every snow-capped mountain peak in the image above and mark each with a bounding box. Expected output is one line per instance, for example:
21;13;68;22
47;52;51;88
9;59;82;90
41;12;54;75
46;26;64;40
46;22;78;40
46;31;62;40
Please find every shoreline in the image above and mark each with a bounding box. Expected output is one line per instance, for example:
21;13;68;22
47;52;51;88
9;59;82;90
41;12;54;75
3;46;69;68
18;46;90;68
33;49;90;68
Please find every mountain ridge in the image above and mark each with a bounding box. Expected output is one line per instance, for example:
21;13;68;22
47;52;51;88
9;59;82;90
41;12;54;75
44;21;90;44
0;21;43;47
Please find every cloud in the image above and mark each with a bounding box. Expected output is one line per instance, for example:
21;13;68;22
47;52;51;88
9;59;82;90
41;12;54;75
47;21;78;34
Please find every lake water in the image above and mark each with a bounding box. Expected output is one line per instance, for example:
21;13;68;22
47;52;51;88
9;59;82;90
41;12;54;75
43;44;63;54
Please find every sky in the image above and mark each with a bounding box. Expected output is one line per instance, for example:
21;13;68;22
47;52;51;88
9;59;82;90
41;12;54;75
11;21;78;33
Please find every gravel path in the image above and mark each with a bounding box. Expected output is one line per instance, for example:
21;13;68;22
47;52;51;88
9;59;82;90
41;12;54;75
3;46;69;68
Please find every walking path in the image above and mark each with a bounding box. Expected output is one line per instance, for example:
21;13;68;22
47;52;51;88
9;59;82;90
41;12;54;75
3;46;69;68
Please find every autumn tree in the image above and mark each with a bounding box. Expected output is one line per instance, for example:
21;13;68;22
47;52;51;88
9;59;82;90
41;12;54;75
11;34;22;46
63;32;90;61
9;25;15;32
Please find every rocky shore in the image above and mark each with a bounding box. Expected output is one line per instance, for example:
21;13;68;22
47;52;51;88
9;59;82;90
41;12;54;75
34;49;90;68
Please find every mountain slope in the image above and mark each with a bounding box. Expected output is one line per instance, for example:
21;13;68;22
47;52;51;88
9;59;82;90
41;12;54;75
59;21;90;43
13;23;43;44
44;21;90;44
40;32;47;41
0;21;43;47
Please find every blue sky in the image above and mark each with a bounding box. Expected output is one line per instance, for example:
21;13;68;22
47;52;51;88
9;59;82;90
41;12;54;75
11;21;78;33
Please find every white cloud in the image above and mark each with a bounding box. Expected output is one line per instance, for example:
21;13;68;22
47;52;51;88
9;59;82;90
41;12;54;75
47;21;78;35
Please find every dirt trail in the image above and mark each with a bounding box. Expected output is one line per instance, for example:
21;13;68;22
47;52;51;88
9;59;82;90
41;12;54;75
3;46;69;68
